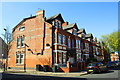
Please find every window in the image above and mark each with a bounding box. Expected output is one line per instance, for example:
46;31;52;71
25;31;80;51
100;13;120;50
73;28;77;35
77;53;81;62
72;39;74;48
55;21;61;28
76;40;80;48
85;43;89;50
82;33;85;39
81;42;85;49
17;37;21;48
21;37;25;47
17;36;25;48
78;40;81;48
16;54;24;64
19;26;25;31
76;40;79;48
63;53;66;64
62;35;66;45
68;39;71;48
58;22;61;28
58;34;62;44
58;53;62;64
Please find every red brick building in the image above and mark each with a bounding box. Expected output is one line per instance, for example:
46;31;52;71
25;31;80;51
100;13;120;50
8;10;103;72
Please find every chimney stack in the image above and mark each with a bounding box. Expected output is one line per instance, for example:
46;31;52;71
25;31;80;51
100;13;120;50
36;10;45;18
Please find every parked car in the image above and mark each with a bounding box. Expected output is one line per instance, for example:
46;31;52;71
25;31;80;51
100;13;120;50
86;62;108;74
106;61;117;68
112;61;120;67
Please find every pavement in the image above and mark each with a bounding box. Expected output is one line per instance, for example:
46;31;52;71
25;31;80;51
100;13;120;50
1;70;88;77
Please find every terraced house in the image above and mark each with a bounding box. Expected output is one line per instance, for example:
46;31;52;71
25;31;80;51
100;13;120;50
8;10;104;72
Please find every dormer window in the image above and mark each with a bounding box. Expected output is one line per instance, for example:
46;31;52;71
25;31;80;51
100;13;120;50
73;28;77;35
55;21;61;28
58;21;61;28
19;26;25;31
82;33;85;39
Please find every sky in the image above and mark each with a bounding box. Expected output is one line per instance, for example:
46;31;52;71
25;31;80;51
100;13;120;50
0;2;118;41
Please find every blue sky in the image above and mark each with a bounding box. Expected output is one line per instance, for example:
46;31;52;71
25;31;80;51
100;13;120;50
0;2;118;40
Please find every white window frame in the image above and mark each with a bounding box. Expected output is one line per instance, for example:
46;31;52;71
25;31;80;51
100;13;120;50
19;26;25;31
17;37;21;48
16;54;24;64
58;34;62;44
21;37;25;47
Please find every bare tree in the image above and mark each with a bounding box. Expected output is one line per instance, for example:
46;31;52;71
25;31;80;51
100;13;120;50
1;26;12;44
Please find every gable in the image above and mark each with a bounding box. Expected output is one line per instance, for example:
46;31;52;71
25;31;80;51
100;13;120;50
46;13;64;23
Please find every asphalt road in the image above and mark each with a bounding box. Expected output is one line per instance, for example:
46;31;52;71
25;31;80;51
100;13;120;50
0;67;119;80
79;69;119;78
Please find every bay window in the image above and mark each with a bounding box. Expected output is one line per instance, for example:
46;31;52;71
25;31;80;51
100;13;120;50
62;35;66;45
68;39;71;48
58;34;62;44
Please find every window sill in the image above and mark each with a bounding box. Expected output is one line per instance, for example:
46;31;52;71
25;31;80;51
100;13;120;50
53;43;66;46
16;64;24;66
17;46;25;49
17;47;21;49
22;46;25;48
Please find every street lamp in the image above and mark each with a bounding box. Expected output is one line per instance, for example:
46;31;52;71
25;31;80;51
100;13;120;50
3;28;8;71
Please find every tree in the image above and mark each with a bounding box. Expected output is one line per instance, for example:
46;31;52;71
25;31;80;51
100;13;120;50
99;31;120;62
100;31;120;52
1;26;12;44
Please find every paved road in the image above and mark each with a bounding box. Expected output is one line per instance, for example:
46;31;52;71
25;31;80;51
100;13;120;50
79;69;119;78
0;67;119;80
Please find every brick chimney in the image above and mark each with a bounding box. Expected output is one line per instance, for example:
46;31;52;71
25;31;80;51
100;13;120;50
36;10;45;18
62;22;69;26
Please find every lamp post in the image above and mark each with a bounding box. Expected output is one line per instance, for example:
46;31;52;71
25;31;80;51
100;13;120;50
3;28;8;71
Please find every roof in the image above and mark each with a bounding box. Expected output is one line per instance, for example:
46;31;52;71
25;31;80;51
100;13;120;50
66;29;73;34
12;16;36;32
85;33;93;39
46;13;64;22
62;23;76;30
77;28;86;34
46;13;60;21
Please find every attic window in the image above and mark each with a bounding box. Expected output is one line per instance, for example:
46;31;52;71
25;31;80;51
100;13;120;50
19;26;25;31
73;28;77;35
46;44;50;46
55;21;61;28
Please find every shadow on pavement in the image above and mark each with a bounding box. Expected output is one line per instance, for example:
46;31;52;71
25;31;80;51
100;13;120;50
88;70;114;74
1;72;88;80
109;66;120;70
